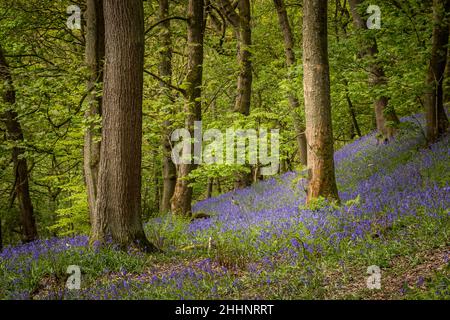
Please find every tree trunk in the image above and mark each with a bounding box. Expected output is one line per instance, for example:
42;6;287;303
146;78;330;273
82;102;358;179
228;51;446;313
84;0;104;222
216;178;222;193
159;0;177;214
344;79;362;138
234;0;252;115
206;178;213;198
445;26;450;105
217;1;253;188
90;0;157;251
426;0;450;143
273;0;307;166
217;0;252;115
153;170;161;213
0;217;2;251
171;0;204;216
0;46;38;243
302;0;340;204
348;0;399;142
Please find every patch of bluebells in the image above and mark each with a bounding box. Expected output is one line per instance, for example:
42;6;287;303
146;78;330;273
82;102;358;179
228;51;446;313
0;236;89;273
187;114;449;263
36;258;230;300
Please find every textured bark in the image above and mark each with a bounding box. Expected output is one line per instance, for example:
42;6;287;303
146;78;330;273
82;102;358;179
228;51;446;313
426;0;450;143
171;0;204;216
348;0;399;142
84;0;104;222
0;46;38;243
302;0;340;204
273;0;307;166
217;0;252;115
159;0;177;213
234;0;252;115
217;0;253;188
90;0;157;251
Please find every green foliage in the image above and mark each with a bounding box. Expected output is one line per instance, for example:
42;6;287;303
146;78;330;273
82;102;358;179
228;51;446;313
48;178;90;236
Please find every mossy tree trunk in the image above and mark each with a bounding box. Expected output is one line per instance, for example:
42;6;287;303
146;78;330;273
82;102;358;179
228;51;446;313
84;0;104;222
0;46;38;243
171;0;205;216
425;0;450;143
349;0;400;142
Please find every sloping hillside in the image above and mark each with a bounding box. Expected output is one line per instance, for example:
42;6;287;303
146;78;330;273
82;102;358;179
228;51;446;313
1;114;449;300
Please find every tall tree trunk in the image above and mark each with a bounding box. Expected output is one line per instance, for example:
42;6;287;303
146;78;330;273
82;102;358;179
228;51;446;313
218;0;253;188
348;0;399;142
0;46;38;243
234;0;252;115
302;0;340;204
171;0;204;216
273;0;307;166
84;0;104;222
90;0;157;251
445;33;450;105
426;0;450;143
445;26;450;104
159;0;177;214
217;0;252;114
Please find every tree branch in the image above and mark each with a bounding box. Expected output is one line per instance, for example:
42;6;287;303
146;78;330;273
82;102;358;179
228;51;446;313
145;16;188;35
144;69;186;96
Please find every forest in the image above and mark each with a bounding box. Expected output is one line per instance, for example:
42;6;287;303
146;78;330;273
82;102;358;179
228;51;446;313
0;0;449;302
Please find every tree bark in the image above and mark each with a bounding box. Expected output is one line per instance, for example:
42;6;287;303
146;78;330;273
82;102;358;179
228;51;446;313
425;0;450;143
217;1;253;188
84;0;104;222
90;0;157;251
159;0;177;214
0;46;38;243
217;0;252;115
234;0;252;115
348;0;399;142
171;0;205;216
302;0;340;204
273;0;307;166
445;26;450;105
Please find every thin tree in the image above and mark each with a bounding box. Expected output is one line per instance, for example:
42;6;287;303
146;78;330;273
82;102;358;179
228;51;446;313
84;0;104;222
425;0;450;143
171;0;205;216
90;0;157;251
0;217;2;251
217;0;252;115
348;0;400;142
217;0;254;189
273;0;307;166
445;27;450;105
0;45;38;242
302;0;340;203
159;0;177;213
